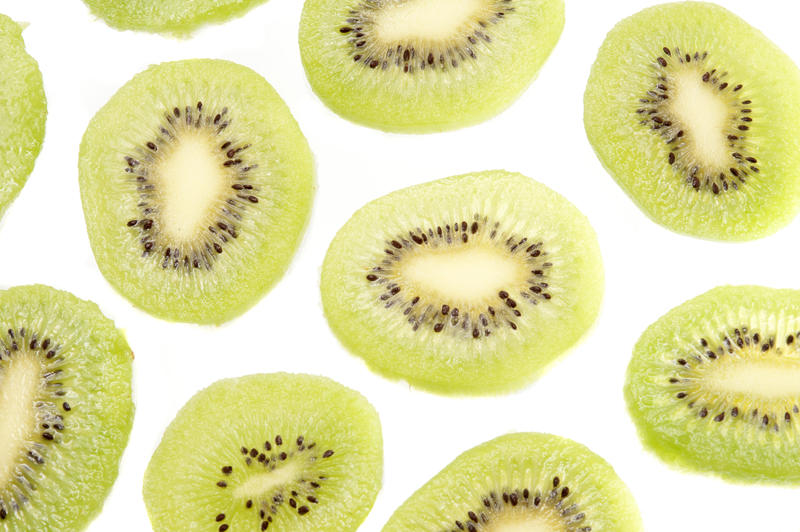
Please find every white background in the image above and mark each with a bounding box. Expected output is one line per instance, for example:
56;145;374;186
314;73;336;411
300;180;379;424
1;0;799;530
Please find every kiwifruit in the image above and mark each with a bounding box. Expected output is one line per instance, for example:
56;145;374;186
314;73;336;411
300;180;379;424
321;170;603;394
383;433;642;532
626;285;800;484
81;0;269;35
0;285;134;531
79;59;314;324
299;0;564;133
584;2;800;240
143;373;382;532
0;14;46;223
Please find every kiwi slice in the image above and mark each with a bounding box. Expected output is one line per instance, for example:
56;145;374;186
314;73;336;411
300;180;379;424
299;0;564;133
584;2;800;240
0;14;46;222
82;0;269;35
143;373;382;532
626;285;800;484
383;433;642;532
79;59;314;324
0;285;133;531
321;170;603;394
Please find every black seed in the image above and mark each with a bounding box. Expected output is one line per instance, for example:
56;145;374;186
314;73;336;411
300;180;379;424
498;291;508;299
366;274;377;281
668;152;675;164
433;323;444;333
657;57;667;67
42;432;54;440
216;514;225;522
261;522;268;531
441;305;450;315
699;408;708;418
323;450;334;458
714;413;724;422
62;402;71;411
561;487;569;498
217;481;227;488
553;476;560;488
731;407;739;417
279;452;287;460
276;435;283;445
298;506;310;515
676;392;687;398
147;142;157;151
220;526;228;532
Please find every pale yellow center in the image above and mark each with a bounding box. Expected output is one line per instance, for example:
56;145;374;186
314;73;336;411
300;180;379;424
667;70;731;168
153;131;229;243
0;352;42;486
705;359;800;400
399;246;527;305
373;0;487;42
233;461;301;499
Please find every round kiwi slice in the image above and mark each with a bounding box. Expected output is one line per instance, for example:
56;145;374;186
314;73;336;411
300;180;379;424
82;0;269;35
321;170;603;394
299;0;564;133
383;433;642;532
0;285;134;531
79;59;314;324
0;14;46;222
143;373;382;532
626;285;800;484
584;2;800;240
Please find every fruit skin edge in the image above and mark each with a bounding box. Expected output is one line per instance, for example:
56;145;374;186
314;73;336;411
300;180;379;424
583;2;800;241
78;59;316;325
0;15;47;223
81;0;271;36
320;170;604;396
381;432;644;532
624;285;800;485
298;0;565;133
0;284;135;532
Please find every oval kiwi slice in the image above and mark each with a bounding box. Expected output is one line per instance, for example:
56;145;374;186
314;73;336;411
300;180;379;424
82;0;269;35
79;59;314;324
383;433;642;532
584;2;800;240
0;14;46;222
299;0;564;133
321;170;603;394
0;285;133;531
143;373;382;532
626;285;800;484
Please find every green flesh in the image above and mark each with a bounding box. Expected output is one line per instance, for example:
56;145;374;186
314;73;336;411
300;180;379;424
0;14;46;222
82;0;269;35
143;373;382;532
321;171;603;395
584;2;800;240
382;433;642;532
79;59;314;324
626;285;800;484
299;0;564;133
0;285;133;532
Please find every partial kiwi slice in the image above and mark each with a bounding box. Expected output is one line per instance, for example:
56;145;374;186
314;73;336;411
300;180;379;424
79;60;314;324
144;373;382;532
383;433;642;532
626;285;800;484
82;0;269;35
299;0;564;133
584;2;800;240
0;285;134;531
0;14;46;222
321;170;603;394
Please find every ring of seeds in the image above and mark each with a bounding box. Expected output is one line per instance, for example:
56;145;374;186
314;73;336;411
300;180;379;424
0;328;68;520
637;48;758;194
365;214;553;339
123;101;260;271
339;0;517;73
211;434;336;531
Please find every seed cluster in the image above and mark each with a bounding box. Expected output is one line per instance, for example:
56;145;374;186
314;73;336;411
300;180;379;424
366;214;553;339
339;0;515;73
637;47;759;194
669;327;800;432
443;476;592;532
124;101;260;272
0;327;70;521
213;434;335;531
